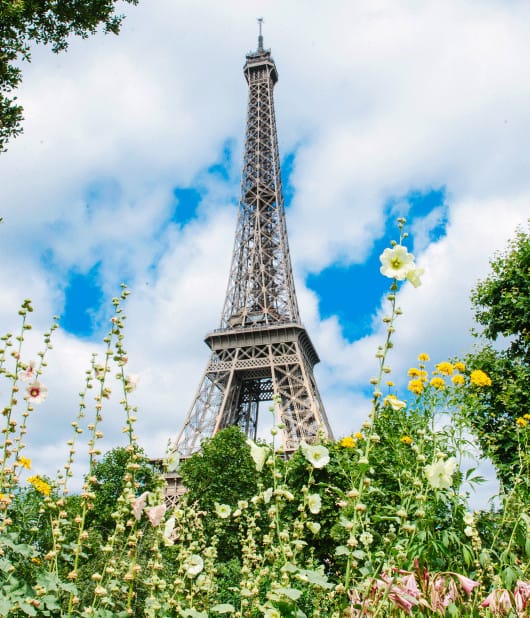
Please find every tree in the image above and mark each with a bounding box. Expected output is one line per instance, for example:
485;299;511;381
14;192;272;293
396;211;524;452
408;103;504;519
464;221;530;486
0;0;138;152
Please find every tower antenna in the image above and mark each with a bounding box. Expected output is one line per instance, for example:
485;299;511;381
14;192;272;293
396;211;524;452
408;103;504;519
257;17;264;51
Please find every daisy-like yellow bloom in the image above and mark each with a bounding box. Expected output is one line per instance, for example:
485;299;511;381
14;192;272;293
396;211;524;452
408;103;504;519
408;367;421;377
418;353;430;362
400;436;413;444
454;362;466;373
354;432;364;440
386;381;395;387
340;436;356;448
408;379;424;395
523;414;530;420
516;417;527;428
430;377;445;390
436;362;454;376
27;476;51;496
470;370;492;387
451;374;465;386
17;457;31;470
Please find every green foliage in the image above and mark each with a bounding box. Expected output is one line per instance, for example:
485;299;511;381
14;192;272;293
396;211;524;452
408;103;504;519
0;0;139;152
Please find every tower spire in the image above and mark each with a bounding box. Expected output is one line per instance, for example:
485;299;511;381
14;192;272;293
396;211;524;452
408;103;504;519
172;34;332;460
257;17;264;52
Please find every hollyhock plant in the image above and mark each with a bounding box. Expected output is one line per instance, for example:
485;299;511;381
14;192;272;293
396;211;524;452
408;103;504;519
379;245;415;280
25;381;48;404
301;442;330;469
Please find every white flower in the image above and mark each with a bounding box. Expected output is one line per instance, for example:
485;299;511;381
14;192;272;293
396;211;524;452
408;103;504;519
383;395;407;411
131;491;149;520
301;442;330;469
306;521;321;534
406;267;425;288
215;503;231;519
247;439;268;471
263;608;281;618
163;516;175;544
308;493;322;514
360;531;374;546
184;554;204;577
19;360;37;382
166;451;179;472
464;526;473;537
463;512;474;525
125;374;140;393
25;381;48;404
424;457;457;490
263;487;273;504
379;245;415;280
146;503;166;527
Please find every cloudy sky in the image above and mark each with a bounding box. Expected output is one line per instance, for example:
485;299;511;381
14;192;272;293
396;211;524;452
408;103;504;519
1;0;529;504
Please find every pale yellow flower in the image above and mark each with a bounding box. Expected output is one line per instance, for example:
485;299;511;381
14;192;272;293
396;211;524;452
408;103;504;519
379;245;415;280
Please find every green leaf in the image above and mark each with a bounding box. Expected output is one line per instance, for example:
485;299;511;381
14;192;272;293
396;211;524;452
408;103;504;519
211;604;235;614
181;610;208;618
335;545;349;556
275;587;302;601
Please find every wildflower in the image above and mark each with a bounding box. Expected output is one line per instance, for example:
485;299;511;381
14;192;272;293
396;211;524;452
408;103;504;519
400;436;413;445
524;414;530;420
263;487;273;504
359;531;373;546
354;432;364;440
17;457;31;470
515;580;530;614
384;394;407;411
146;504;166;527
308;493;321;514
25;381;48;404
163;517;175;545
464;526;473;537
263;608;282;618
19;360;37;381
463;512;474;525
408;367;421;377
340;436;356;448
454;573;479;596
386;380;395;387
131;491;149;520
516;417;527;427
215;503;231;519
301;442;330;469
436;362;454;376
424;457;457;490
470;369;492;387
481;589;514;613
306;521;321;534
451;374;465;386
406;267;425;288
27;476;51;496
125;374;140;392
408;379;424;395
184;554;204;577
454;361;466;372
166;451;179;472
247;439;268;471
418;353;430;361
380;245;415;280
430;377;445;390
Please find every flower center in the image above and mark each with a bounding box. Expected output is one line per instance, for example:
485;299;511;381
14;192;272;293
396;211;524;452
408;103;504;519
30;388;39;397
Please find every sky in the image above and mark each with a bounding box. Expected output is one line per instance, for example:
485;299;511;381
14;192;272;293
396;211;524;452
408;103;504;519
1;0;529;506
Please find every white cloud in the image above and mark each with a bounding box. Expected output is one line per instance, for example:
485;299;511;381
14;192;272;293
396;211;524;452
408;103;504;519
1;0;529;499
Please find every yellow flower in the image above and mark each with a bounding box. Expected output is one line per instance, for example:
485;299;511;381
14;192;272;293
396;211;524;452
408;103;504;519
354;432;364;440
408;367;421;377
418;353;430;362
17;457;31;470
27;476;51;496
523;414;530;420
454;362;466;373
451;374;465;386
516;417;527;427
340;436;356;448
470;370;492;387
419;370;428;381
400;436;413;444
386;381;395;387
408;379;424;395
384;394;407;411
436;362;454;376
430;377;445;390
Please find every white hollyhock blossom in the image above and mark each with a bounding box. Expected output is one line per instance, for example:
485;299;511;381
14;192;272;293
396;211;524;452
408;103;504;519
424;457;457;490
185;554;204;577
163;516;175;544
246;439;268;471
19;360;37;381
146;504;166;526
25;381;48;404
383;394;407;411
379;245;415;280
215;503;231;519
263;487;273;504
125;374;140;392
406;267;425;288
301;442;330;469
166;451;179;472
307;521;321;534
308;493;322;514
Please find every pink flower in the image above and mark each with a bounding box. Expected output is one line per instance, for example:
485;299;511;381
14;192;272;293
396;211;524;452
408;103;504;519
146;503;166;527
19;360;37;381
25;381;48;404
131;491;149;520
453;573;479;596
515;580;530;614
482;589;514;614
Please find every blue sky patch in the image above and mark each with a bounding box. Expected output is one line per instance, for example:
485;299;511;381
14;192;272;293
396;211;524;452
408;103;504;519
307;187;447;342
61;263;104;337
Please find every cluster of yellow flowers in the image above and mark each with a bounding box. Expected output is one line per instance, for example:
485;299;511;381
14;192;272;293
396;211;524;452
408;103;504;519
17;457;31;470
340;433;364;448
407;356;492;395
27;475;51;496
516;414;530;428
400;435;413;445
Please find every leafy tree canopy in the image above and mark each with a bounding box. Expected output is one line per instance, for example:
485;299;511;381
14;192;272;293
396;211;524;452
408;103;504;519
0;0;138;152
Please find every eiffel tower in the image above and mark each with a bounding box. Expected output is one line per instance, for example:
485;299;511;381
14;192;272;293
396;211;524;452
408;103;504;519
173;26;333;459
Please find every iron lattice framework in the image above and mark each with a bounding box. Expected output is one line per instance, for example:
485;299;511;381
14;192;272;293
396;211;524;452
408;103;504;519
173;35;333;457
